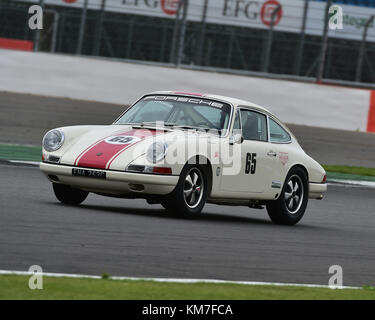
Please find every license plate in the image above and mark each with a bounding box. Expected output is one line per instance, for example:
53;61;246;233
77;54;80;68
72;168;106;179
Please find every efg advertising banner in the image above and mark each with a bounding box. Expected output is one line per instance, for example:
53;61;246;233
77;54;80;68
18;0;375;41
17;0;305;30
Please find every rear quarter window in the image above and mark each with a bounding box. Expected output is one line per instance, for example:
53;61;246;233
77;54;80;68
269;118;291;143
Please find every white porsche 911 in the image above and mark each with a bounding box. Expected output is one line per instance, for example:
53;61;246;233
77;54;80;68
40;92;327;225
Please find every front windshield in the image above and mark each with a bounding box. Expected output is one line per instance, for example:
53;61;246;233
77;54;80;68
115;95;232;135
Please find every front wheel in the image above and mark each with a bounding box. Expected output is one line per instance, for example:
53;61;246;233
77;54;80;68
53;183;89;205
162;165;209;219
266;167;309;226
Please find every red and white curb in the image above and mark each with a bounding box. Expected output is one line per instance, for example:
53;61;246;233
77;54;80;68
367;90;375;133
0;270;359;290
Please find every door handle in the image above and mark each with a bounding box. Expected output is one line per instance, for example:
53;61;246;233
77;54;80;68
267;151;277;157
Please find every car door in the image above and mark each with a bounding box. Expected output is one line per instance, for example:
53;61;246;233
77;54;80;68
221;108;278;194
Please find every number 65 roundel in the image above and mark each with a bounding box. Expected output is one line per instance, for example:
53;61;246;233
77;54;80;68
245;153;256;174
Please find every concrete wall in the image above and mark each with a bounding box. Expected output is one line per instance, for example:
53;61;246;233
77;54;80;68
0;49;372;132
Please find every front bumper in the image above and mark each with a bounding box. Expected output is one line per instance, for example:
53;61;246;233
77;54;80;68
40;162;179;195
309;182;327;200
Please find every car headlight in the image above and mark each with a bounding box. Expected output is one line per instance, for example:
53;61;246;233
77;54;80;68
146;141;168;163
43;130;65;152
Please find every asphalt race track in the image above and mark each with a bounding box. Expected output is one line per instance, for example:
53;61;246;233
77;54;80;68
1;91;375;167
1;91;375;287
0;163;374;286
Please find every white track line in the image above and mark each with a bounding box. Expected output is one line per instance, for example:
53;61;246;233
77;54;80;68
8;160;40;166
328;180;375;188
0;270;359;290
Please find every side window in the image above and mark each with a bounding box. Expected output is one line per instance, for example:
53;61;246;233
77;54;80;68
240;109;267;142
269;118;291;143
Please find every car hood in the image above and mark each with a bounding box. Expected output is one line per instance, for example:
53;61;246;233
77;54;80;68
58;125;167;170
57;125;221;171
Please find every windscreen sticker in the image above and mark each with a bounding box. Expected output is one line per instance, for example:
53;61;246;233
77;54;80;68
143;95;224;108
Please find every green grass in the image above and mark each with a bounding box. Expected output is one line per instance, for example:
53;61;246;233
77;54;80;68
0;144;41;162
0;275;375;300
323;165;375;178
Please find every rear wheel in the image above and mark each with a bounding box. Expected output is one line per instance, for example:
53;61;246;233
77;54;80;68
53;183;89;205
162;164;209;218
266;167;308;226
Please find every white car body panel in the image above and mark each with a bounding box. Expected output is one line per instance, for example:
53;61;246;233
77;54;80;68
40;92;327;203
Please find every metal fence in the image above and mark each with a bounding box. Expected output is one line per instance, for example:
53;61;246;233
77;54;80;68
1;0;375;85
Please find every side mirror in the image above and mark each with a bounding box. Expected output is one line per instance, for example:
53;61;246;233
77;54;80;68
229;134;244;145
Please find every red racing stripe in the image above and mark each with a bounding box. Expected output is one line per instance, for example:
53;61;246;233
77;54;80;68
74;128;131;166
76;129;158;169
367;90;375;133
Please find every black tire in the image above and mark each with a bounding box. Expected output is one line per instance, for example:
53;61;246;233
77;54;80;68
53;183;89;205
266;167;309;226
162;164;210;219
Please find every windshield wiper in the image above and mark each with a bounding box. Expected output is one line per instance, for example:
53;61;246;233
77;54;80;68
113;122;140;125
129;122;179;130
130;122;197;130
130;122;161;127
174;125;200;131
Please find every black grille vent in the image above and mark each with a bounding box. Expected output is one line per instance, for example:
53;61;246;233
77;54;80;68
127;165;145;172
47;155;60;163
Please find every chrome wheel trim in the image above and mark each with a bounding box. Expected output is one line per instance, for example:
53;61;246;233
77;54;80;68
284;174;304;215
183;167;204;209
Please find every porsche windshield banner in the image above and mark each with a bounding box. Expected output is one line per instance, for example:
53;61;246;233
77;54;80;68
20;0;375;42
